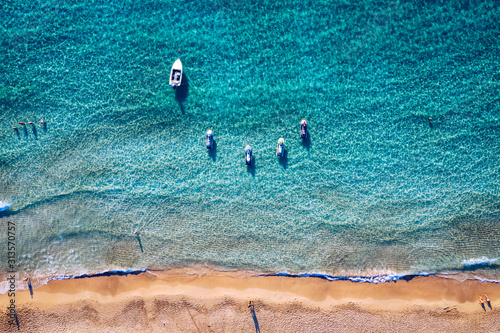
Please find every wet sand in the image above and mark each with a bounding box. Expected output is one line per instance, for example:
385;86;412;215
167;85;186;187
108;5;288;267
1;269;499;332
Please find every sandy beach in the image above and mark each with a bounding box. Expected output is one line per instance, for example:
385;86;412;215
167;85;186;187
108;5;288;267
2;0;499;332
1;269;499;332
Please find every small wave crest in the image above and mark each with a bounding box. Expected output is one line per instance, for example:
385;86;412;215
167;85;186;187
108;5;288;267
461;256;499;266
3;263;500;296
265;271;434;284
0;201;12;212
48;269;148;281
0;269;148;295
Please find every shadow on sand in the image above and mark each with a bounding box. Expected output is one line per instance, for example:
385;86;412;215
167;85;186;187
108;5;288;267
249;302;260;333
175;74;189;115
26;278;33;299
14;312;20;330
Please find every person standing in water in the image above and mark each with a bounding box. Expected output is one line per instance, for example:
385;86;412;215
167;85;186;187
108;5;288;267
24;277;33;299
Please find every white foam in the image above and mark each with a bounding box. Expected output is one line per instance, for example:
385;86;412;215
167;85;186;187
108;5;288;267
0;201;12;211
461;256;498;266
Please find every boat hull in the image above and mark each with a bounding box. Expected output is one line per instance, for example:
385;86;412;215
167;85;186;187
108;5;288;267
300;124;308;138
169;59;183;88
276;143;284;157
245;147;253;165
206;135;213;149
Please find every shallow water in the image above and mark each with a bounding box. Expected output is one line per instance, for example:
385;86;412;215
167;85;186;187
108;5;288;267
1;0;499;288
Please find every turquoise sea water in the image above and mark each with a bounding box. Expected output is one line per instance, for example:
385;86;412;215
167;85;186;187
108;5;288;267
1;0;500;289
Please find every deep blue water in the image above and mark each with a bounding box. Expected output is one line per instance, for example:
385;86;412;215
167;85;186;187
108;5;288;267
1;0;499;289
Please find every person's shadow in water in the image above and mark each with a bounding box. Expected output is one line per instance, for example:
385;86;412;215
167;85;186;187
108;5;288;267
208;140;217;162
278;149;288;169
175;74;189;115
249;302;260;333
134;232;143;253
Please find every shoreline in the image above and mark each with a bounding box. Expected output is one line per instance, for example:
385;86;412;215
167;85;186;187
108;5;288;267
3;264;500;295
1;269;499;332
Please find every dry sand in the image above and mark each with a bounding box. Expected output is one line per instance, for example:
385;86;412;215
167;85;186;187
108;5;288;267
1;268;499;332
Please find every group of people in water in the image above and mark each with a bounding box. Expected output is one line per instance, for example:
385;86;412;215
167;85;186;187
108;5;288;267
205;119;308;165
13;119;45;132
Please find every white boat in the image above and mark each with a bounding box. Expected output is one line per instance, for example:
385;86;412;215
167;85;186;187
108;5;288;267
300;119;308;138
169;59;183;88
245;145;253;165
205;130;214;149
276;137;284;157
